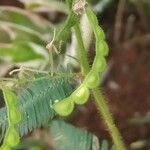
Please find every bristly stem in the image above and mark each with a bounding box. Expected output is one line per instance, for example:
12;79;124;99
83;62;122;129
92;88;125;150
74;23;125;150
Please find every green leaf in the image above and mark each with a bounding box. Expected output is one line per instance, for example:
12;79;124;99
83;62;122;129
0;27;11;43
0;42;46;63
54;11;79;52
0;6;53;46
100;140;116;150
0;74;74;139
56;12;78;42
0;6;53;35
49;120;116;150
49;120;99;150
101;140;109;150
19;0;68;14
0;21;47;45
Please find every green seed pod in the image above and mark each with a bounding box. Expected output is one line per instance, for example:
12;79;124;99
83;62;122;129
53;98;74;116
9;106;21;124
95;26;105;40
1;88;21;149
92;56;107;73
4;127;20;147
86;7;98;27
71;85;89;105
2;88;17;106
97;40;109;56
85;71;100;89
0;144;11;150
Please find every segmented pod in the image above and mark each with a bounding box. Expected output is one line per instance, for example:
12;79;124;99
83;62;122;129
1;88;21;149
97;40;109;56
9;107;22;124
95;26;105;40
71;85;89;105
85;71;100;89
4;127;20;147
53;98;74;116
3;89;17;107
92;56;106;73
0;144;10;150
85;7;98;26
53;4;109;116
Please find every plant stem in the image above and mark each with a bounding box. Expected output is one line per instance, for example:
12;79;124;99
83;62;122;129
92;88;125;149
74;24;90;74
74;23;125;150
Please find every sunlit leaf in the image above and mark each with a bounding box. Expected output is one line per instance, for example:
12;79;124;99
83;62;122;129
0;21;47;45
18;0;68;14
0;6;53;33
0;42;47;63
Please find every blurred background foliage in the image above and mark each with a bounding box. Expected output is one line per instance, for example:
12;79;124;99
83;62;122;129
0;0;149;149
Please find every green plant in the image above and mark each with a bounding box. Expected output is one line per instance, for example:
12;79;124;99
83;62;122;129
53;6;108;115
0;88;21;150
53;1;125;149
0;0;126;149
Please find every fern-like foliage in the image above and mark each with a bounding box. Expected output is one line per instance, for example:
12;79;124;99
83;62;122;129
49;120;116;150
13;120;116;150
0;74;74;140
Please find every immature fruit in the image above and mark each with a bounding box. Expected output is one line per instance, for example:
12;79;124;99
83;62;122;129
0;144;10;150
71;85;89;105
85;71;100;88
97;40;109;56
53;98;74;116
4;127;20;147
3;89;17;106
92;56;106;73
95;26;105;40
9;107;21;124
86;7;98;25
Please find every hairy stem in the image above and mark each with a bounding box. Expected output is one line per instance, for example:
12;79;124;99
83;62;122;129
92;88;125;149
74;23;125;150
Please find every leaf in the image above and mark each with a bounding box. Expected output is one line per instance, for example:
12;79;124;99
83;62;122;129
18;0;68;14
0;6;54;46
0;6;53;35
49;120;116;150
56;12;78;42
0;74;74;139
0;42;47;63
0;21;47;45
100;140;116;150
54;11;79;51
0;27;11;43
49;120;99;150
101;140;109;150
13;120;116;149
